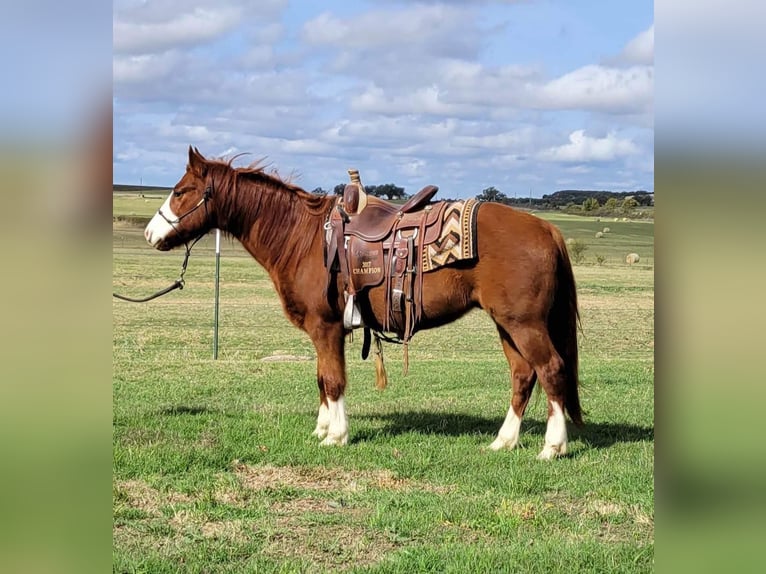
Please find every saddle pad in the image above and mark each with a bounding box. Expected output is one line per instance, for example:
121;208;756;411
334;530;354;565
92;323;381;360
422;198;481;272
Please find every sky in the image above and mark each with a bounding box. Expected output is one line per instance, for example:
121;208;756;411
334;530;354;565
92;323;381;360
113;0;654;199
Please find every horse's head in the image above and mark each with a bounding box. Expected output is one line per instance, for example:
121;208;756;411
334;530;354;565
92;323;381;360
145;146;215;250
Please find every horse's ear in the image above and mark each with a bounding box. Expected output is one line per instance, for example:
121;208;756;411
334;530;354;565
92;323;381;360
188;146;208;177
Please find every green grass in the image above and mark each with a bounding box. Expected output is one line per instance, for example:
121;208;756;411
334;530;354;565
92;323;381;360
113;192;168;221
113;206;654;573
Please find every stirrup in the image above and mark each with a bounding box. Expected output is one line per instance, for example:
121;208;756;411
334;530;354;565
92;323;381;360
343;294;363;330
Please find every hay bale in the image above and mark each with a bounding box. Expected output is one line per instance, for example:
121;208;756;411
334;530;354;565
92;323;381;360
603;227;610;233
626;253;640;265
614;217;619;222
595;231;604;238
566;237;575;246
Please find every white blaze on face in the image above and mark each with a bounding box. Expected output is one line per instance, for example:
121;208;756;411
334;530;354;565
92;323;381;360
144;192;178;247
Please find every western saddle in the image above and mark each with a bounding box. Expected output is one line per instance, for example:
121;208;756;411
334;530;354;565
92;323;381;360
326;169;448;374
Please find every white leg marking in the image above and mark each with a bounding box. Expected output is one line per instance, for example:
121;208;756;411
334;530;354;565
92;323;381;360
144;193;178;247
311;402;330;440
320;396;348;446
537;400;568;460
489;406;522;451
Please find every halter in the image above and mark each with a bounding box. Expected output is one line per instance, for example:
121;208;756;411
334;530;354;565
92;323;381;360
157;184;213;229
113;181;214;303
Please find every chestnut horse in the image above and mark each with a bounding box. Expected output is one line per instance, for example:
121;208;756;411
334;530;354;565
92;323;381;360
145;147;582;459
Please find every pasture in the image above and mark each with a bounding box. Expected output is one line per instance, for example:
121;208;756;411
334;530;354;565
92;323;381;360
113;196;654;573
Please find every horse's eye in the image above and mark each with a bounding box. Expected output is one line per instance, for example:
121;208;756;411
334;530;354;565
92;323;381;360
173;190;183;198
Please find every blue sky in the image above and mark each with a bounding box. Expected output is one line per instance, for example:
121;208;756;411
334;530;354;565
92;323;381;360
113;0;654;198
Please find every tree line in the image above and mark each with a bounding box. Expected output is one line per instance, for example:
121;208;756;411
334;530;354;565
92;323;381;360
476;187;653;209
310;183;407;200
310;182;653;215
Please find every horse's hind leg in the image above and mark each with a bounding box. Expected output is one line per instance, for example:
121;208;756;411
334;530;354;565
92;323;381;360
489;329;537;451
503;321;569;460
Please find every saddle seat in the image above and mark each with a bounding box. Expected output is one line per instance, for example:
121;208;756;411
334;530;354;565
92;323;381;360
342;184;440;242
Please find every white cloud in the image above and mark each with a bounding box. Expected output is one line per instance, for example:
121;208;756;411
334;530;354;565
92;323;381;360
452;127;537;151
303;5;477;54
113;52;182;84
302;5;483;89
301;12;349;46
114;6;242;55
536;65;653;115
594;179;639;191
323;117;459;145
538;130;639;163
566;165;593;174
280;139;335;155
399;159;427;178
617;25;654;65
351;85;472;117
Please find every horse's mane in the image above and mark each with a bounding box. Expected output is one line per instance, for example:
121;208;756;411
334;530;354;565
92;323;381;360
207;156;331;210
204;156;335;267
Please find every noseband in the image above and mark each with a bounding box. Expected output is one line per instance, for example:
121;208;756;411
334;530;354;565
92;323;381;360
158;183;213;230
113;182;214;303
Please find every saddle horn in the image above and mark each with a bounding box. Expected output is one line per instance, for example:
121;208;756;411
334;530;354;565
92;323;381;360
345;169;368;215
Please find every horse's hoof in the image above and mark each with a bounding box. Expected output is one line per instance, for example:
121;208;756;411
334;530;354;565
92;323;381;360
488;438;516;451
319;434;348;446
537;443;567;460
311;427;328;440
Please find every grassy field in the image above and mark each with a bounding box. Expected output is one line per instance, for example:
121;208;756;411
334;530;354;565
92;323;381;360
113;200;654;573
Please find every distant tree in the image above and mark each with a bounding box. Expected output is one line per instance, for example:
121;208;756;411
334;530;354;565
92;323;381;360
568;239;588;264
477;186;507;203
621;197;638;213
604;197;619;212
332;182;408;200
333;183;346;196
582;197;600;211
310;187;328;195
367;183;406;200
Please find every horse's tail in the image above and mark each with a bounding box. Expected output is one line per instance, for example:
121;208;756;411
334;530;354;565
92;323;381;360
550;228;584;425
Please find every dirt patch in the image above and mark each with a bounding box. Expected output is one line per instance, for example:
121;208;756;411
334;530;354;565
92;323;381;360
271;497;348;515
590;500;623;517
232;462;451;494
264;514;399;572
115;480;253;550
115;469;443;570
169;510;247;543
115;480;192;517
496;498;537;520
541;492;654;543
199;520;247;541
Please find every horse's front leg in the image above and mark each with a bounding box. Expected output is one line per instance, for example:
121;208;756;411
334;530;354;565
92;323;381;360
309;321;348;446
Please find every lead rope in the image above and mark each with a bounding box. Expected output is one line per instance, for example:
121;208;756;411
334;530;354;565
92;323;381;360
114;185;212;303
113;234;204;302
